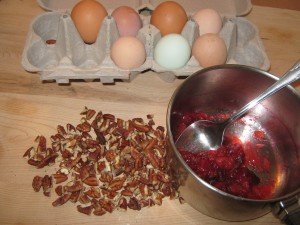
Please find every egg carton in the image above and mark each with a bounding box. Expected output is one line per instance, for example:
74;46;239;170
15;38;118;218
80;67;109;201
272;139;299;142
22;0;270;84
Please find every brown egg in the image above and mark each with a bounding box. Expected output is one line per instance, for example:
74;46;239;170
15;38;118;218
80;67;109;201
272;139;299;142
150;1;188;36
71;0;108;44
192;33;227;68
112;6;142;37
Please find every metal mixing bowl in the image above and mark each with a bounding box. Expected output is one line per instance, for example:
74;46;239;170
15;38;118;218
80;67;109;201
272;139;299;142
166;65;300;222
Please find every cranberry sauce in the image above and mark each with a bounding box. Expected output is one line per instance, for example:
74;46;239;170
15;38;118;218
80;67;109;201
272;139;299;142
175;111;275;199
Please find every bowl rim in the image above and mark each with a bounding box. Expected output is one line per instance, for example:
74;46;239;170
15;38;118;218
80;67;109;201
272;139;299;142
166;64;300;203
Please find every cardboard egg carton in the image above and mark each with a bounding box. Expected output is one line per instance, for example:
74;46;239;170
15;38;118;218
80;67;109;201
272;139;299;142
22;0;270;84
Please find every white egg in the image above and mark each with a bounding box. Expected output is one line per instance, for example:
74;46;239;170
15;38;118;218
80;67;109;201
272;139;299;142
154;34;191;70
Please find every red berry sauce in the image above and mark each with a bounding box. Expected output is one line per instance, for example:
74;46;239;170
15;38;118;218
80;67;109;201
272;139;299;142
176;111;275;199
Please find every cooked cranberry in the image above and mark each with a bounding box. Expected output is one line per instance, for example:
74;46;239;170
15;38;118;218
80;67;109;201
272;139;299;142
177;111;275;200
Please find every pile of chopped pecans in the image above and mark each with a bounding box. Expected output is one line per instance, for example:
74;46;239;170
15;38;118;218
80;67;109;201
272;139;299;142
23;107;178;216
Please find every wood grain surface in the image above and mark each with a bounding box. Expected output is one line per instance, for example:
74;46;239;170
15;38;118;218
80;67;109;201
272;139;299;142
0;1;299;224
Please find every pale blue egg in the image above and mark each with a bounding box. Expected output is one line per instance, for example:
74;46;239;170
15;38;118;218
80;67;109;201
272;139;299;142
154;34;191;70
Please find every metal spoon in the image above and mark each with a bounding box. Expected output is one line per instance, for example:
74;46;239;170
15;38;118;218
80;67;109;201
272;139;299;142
176;61;300;153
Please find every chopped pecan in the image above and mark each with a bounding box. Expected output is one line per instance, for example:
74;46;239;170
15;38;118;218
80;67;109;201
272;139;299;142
85;187;101;198
57;125;67;136
132;121;150;132
28;159;39;166
86;109;96;120
64;181;83;192
118;197;127;211
79;193;91;204
36;153;58;168
105;150;116;162
42;175;52;197
23;147;34;158
37;136;47;153
93;207;106;216
109;177;125;191
77;205;93;215
103;114;115;122
52;193;71;207
79;166;90;181
55;185;63;196
83;176;98;186
94;129;106;145
97;161;106;173
99;199;114;213
53;173;68;184
24;109;176;217
66;123;76;133
128;197;141;211
32;176;43;192
76;122;91;133
121;189;133;197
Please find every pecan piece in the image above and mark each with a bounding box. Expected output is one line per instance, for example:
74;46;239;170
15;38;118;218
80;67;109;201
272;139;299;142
128;197;141;211
37;136;47;153
36;153;58;169
93;208;106;216
57;125;67;136
65;181;83;192
103;114;115;122
144;140;159;168
118;197;127;211
32;175;43;192
99;172;113;183
99;199;114;213
28;159;39;166
79;193;91;204
86;109;96;120
79;166;90;181
121;189;133;197
161;183;171;196
53;173;68;184
52;193;71;207
83;176;98;186
23;147;34;158
55;185;63;196
42;175;52;197
97;161;106;173
70;190;81;203
76;122;91;133
85;187;101;198
66;123;76;133
132;121;150;132
105;150;116;162
109;177;125;191
94;129;106;145
77;205;93;215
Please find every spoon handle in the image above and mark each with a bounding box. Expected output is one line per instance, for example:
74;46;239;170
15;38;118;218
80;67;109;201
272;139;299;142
224;60;300;127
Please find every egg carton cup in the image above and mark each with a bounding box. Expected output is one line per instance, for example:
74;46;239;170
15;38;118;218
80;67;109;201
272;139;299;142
22;0;270;84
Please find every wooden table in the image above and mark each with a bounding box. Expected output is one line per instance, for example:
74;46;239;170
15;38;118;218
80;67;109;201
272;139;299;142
0;1;299;224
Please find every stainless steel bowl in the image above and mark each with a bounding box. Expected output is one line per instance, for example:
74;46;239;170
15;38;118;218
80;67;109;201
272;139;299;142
166;65;300;222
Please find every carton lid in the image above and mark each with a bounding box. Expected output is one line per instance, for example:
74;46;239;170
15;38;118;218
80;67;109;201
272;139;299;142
37;0;252;17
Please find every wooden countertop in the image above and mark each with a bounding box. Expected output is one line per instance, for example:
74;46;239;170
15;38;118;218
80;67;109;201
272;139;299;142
0;1;299;224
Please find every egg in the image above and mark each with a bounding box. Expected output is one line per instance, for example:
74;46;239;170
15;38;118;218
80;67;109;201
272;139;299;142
111;37;146;70
112;6;142;37
193;8;222;36
192;33;227;68
150;1;188;36
71;0;108;44
154;34;191;70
